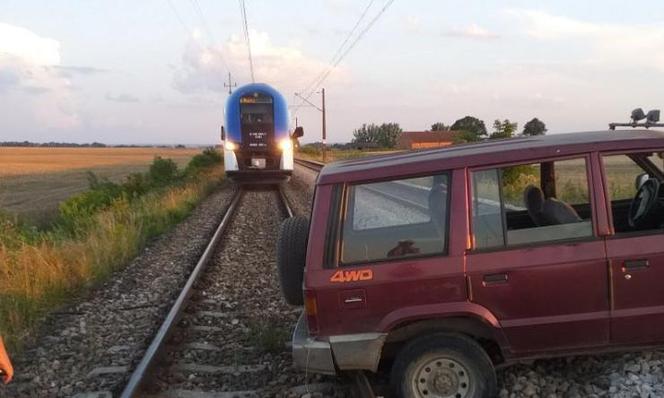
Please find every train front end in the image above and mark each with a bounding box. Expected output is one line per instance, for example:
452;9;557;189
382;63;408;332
223;83;296;183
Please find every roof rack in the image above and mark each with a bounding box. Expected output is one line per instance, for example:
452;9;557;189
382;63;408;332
610;108;663;130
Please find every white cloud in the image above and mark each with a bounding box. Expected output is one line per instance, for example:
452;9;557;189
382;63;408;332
507;9;664;70
0;23;81;130
173;29;349;96
105;92;140;103
445;24;499;40
0;22;60;65
404;16;423;34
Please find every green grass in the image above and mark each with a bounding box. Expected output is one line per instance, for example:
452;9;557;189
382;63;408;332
247;317;290;354
0;148;223;350
297;146;398;162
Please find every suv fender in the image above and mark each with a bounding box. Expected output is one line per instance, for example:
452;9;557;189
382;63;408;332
377;301;501;331
378;303;508;362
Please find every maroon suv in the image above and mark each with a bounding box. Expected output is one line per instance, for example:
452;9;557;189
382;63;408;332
278;130;664;398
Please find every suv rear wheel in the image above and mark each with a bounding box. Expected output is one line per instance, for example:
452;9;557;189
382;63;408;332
277;216;309;306
391;333;497;398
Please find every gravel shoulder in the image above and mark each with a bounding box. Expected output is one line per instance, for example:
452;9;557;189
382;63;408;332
1;182;236;398
146;187;348;398
282;167;315;218
6;165;663;398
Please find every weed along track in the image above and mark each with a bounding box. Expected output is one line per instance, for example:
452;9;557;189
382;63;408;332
124;187;350;398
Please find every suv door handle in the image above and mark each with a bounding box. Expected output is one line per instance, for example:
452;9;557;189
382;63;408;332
483;273;508;286
344;297;364;304
340;289;366;309
623;259;649;270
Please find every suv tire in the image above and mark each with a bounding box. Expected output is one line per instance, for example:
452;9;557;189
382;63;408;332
277;216;309;306
391;333;497;398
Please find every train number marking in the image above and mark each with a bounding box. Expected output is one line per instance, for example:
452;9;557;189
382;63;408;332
330;269;373;283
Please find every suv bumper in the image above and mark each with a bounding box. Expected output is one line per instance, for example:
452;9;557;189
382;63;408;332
292;313;387;375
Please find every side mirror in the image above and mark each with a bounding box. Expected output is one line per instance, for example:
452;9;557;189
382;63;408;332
292;126;304;138
636;173;649;190
220;125;226;141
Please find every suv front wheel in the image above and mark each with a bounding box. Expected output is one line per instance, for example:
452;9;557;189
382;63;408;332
391;333;497;398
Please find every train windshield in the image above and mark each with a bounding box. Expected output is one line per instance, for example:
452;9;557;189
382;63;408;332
240;93;274;123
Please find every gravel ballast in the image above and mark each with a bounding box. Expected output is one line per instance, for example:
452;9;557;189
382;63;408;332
146;188;348;398
1;183;236;398
6;163;664;397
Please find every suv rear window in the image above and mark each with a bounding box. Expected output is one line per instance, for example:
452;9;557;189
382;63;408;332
340;174;449;264
472;158;594;249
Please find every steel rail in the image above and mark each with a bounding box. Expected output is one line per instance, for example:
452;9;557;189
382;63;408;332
120;182;370;396
294;157;324;173
278;187;295;218
120;189;243;398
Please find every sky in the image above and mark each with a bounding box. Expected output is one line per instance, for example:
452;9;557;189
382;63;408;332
1;0;664;145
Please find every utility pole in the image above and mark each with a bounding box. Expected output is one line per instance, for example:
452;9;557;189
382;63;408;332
321;88;327;162
294;88;327;162
224;72;237;95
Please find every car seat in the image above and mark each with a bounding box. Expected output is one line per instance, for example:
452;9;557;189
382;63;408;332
524;184;582;226
542;197;582;224
524;185;547;226
428;179;447;235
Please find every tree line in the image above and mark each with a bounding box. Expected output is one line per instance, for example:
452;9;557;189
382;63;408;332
0;141;189;149
350;116;548;149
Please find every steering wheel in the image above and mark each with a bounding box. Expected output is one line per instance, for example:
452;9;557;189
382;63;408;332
628;178;661;229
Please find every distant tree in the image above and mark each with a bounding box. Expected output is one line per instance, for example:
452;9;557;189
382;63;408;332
522;118;547;136
430;122;450;131
352;123;403;148
490;119;518;139
450;116;487;141
451;131;480;144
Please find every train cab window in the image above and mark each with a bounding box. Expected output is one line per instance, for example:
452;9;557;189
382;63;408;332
472;158;593;249
602;152;664;233
240;93;274;124
240;104;273;123
340;174;449;265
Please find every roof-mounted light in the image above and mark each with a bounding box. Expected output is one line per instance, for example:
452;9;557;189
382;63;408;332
631;108;646;122
646;109;660;123
609;108;663;130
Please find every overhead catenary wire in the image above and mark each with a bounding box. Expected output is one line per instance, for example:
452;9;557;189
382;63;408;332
309;0;395;93
166;0;192;35
292;0;376;114
239;0;256;83
189;0;231;70
167;0;231;74
292;0;395;114
297;0;376;102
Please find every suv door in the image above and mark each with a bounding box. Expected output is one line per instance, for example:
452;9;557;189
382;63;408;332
601;151;664;345
313;171;468;337
466;157;610;355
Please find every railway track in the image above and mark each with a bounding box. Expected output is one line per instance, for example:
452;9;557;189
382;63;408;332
293;158;325;173
117;184;372;398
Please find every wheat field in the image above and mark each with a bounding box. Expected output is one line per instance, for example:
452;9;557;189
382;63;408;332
0;147;202;224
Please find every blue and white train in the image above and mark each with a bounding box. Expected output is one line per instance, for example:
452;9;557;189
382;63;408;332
221;83;303;183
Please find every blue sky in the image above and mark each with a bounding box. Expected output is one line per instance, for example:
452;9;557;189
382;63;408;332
1;0;664;144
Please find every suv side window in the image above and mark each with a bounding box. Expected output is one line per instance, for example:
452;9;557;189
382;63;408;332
472;158;593;249
340;174;449;264
603;152;664;233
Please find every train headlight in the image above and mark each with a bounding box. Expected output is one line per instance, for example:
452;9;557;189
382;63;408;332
278;139;293;151
224;141;237;151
